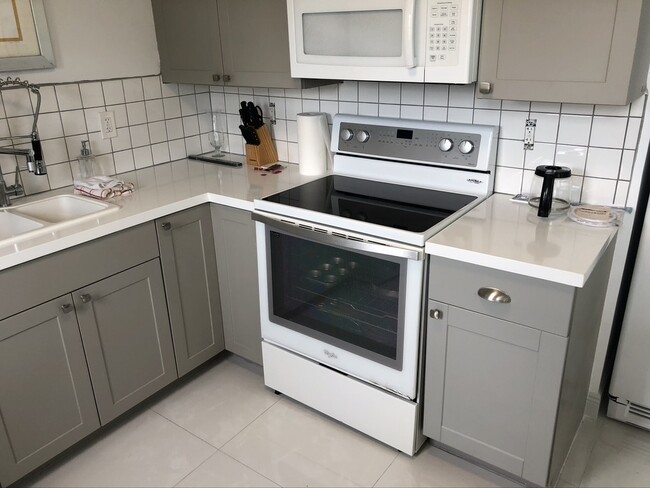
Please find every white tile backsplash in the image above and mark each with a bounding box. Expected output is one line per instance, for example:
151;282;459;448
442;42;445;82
0;75;644;206
557;115;592;146
379;83;400;104
590;116;627;148
79;82;105;108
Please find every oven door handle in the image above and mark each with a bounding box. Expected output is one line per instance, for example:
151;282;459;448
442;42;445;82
253;212;423;261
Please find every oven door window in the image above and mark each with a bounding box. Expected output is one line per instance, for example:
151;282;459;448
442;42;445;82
268;230;406;370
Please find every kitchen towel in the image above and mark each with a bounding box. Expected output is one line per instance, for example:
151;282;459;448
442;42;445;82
74;176;135;199
297;112;332;176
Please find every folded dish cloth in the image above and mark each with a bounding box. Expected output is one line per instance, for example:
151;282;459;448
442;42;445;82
74;176;135;199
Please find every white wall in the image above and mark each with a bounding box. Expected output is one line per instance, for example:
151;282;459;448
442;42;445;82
5;0;160;84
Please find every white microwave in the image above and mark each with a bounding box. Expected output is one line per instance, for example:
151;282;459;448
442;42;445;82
287;0;482;84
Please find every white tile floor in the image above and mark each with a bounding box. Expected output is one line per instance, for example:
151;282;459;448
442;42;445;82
20;354;650;488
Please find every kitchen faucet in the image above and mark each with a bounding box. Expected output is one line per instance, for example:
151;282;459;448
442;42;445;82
0;77;48;207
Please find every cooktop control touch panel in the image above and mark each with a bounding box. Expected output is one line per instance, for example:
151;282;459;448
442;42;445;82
337;122;482;168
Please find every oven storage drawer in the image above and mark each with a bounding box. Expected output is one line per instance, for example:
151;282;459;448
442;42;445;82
428;256;575;336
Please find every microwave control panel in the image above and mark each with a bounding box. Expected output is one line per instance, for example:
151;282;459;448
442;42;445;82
427;0;461;66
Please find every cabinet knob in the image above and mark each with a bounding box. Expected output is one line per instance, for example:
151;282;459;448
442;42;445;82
430;309;443;320
79;294;92;304
212;74;221;82
223;75;231;83
478;82;493;94
478;287;511;304
161;222;171;231
60;303;74;314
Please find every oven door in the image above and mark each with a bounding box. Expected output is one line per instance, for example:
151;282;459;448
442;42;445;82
255;213;425;400
287;0;426;82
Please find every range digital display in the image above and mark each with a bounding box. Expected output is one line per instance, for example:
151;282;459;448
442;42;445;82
396;129;413;140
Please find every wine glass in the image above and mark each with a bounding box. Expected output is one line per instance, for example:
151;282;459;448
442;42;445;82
208;112;226;157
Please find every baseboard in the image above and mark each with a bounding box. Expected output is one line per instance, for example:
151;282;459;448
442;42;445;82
584;392;601;419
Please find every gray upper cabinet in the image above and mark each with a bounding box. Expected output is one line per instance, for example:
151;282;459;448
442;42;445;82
212;205;262;365
152;0;318;89
151;0;224;85
0;298;100;487
477;0;650;104
157;205;225;377
75;260;177;425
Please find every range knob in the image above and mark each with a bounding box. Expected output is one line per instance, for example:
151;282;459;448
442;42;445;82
459;140;475;154
340;128;354;141
438;138;453;152
356;130;370;143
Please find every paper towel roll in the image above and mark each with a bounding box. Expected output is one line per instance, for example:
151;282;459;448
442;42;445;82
297;112;332;176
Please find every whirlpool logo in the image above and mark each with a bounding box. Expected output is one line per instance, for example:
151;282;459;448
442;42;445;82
323;349;338;359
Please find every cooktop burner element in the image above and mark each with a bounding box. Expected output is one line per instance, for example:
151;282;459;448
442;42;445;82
264;175;477;233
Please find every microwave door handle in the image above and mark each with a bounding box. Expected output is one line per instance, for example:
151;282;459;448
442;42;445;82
403;0;416;67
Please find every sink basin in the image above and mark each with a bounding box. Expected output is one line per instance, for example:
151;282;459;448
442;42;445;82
12;195;118;224
0;212;44;241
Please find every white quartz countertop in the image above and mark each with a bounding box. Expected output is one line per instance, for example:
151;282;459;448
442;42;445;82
0;157;320;271
425;193;618;287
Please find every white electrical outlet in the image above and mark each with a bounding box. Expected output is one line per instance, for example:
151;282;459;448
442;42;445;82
99;111;117;139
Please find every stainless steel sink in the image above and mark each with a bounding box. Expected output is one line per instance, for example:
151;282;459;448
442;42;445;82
0;194;119;246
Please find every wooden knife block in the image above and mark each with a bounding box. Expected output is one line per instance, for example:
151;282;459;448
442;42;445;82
245;124;278;166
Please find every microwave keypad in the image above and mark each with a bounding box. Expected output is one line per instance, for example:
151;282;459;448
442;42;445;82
428;0;460;65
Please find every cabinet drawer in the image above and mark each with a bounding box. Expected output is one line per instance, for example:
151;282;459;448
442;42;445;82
429;256;575;336
0;223;159;321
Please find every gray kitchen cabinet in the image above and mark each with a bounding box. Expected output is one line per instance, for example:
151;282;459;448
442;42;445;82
424;244;615;486
152;0;322;89
211;205;262;365
75;259;177;425
0;298;100;487
477;0;650;104
157;205;225;377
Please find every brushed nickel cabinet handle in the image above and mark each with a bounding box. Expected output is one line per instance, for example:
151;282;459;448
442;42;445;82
161;222;171;231
478;287;511;304
212;74;221;82
429;309;443;320
60;303;73;313
223;75;231;82
79;294;92;304
478;82;493;94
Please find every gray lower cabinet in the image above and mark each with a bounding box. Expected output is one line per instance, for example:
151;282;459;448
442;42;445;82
0;298;100;487
157;205;225;377
477;0;650;104
211;205;262;365
424;301;566;484
75;259;177;425
424;247;615;486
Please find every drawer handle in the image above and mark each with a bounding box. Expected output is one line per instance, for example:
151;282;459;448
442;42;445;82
478;287;511;304
60;303;74;314
161;222;171;231
79;294;93;304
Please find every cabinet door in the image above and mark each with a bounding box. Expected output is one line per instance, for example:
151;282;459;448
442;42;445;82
157;205;225;377
423;302;567;485
152;0;225;85
211;205;262;365
217;0;302;89
477;0;649;104
75;260;177;425
0;298;99;487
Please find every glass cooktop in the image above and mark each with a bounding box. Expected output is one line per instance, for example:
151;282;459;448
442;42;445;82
263;175;477;233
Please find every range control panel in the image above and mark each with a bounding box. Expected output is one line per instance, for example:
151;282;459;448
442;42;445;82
337;122;482;168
